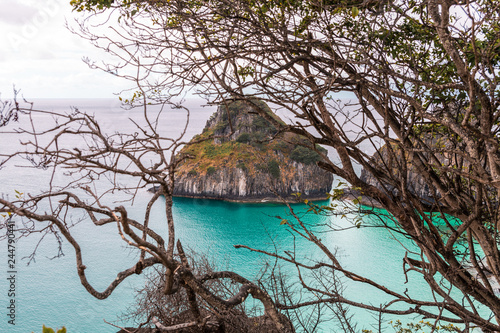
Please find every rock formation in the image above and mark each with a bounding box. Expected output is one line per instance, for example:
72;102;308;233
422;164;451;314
173;100;333;202
360;162;433;204
356;140;442;207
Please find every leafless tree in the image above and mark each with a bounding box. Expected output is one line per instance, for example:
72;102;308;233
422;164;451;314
2;0;500;331
64;0;500;331
0;96;294;332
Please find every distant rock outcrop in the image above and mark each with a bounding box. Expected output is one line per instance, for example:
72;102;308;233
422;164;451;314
355;141;441;207
173;100;333;202
360;164;433;204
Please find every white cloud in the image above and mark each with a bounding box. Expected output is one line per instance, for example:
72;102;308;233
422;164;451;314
0;1;38;25
0;0;130;98
0;0;65;52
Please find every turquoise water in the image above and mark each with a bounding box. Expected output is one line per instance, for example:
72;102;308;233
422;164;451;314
0;192;435;333
0;99;470;332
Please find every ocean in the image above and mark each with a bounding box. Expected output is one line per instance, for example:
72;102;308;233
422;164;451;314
0;98;450;332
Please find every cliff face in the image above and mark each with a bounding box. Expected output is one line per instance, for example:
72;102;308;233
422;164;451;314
173;100;333;201
360;166;433;203
359;140;446;204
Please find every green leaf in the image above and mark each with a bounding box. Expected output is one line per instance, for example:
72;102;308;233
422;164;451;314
43;326;55;333
57;327;67;333
280;219;288;225
351;7;359;18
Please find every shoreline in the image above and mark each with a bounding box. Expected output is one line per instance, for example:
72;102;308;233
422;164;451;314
172;193;330;204
340;188;384;209
148;186;330;203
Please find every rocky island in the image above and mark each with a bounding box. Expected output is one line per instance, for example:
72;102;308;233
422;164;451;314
173;100;333;202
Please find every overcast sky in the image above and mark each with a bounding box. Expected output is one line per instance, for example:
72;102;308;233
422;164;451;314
0;0;129;99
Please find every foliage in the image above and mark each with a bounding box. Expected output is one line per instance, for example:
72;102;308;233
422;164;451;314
206;166;217;176
390;320;460;333
236;162;247;172
203;144;217;158
252;114;277;134
236;132;251;143
235;132;267;149
178;101;328;180
248;132;266;150
31;325;67;333
290;145;322;165
267;159;280;179
255;163;268;173
213;120;228;133
70;0;115;11
272;140;291;153
200;140;236;159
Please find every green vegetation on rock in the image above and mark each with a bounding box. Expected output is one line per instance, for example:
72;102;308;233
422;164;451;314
236;162;247;172
206;166;217;176
236;133;251;143
290;145;324;165
177;100;327;181
267;159;280;179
